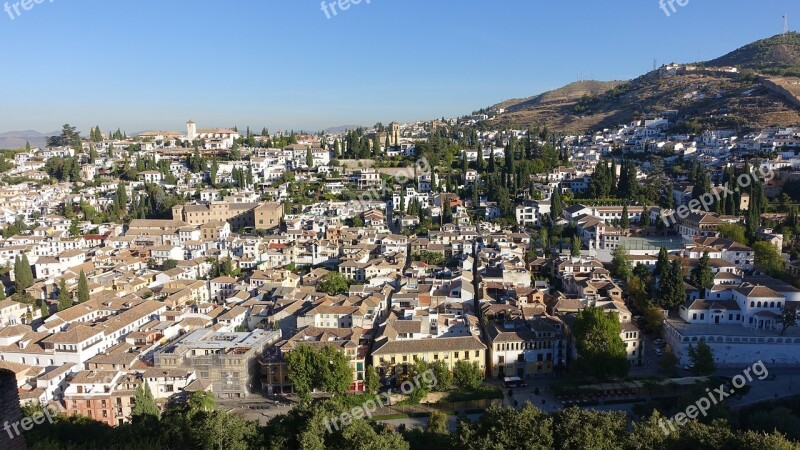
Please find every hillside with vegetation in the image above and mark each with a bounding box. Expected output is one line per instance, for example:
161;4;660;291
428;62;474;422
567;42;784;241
705;32;800;76
486;33;800;133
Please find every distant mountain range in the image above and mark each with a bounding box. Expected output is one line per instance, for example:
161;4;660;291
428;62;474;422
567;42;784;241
486;32;800;132
323;125;366;133
0;130;58;150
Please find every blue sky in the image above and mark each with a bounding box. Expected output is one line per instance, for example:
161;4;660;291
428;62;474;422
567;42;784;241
0;0;798;134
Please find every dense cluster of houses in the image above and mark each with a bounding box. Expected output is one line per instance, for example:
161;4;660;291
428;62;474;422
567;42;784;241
0;117;799;427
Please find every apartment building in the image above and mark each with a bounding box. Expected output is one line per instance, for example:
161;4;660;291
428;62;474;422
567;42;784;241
153;329;281;399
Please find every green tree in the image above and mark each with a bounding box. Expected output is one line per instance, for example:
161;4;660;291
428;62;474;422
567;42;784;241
39;299;49;318
611;245;633;281
319;345;353;395
453;360;483;389
553;407;628;450
571;236;582;256
573;306;628;379
364;365;380;395
426;410;449;435
13;254;34;293
642;305;665;335
77;270;90;303
284;345;316;401
621;203;630;229
655;246;669;277
690;251;714;296
209;158;219;187
131;381;160;421
550;188;563;221
442;200;453;224
746;407;800;442
319;271;350;295
57;279;72;311
688;340;716;375
186;391;215;413
641;206;650;228
414;251;445;266
306;147;313;167
692;169;710;201
285;344;354;402
717;223;747;244
658;259;686;310
69;219;81;237
340;419;410;449
753;241;784;276
778;305;798;336
658;345;679;377
430;360;453;391
453;403;553;450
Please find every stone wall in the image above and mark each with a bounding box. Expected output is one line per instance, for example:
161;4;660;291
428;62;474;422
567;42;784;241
0;369;26;450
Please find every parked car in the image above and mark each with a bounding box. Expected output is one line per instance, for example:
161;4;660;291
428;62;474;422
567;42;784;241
654;348;663;357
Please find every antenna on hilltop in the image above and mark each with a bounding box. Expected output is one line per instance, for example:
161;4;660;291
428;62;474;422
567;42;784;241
653;58;657;72
784;14;789;36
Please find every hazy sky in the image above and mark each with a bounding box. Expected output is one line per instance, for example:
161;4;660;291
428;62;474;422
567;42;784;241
0;0;798;134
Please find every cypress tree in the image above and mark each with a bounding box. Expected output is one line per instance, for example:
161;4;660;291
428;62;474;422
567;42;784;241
132;381;160;421
78;270;90;303
655;246;669;277
57;280;72;311
14;255;34;293
621;204;630;229
551;188;563;221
